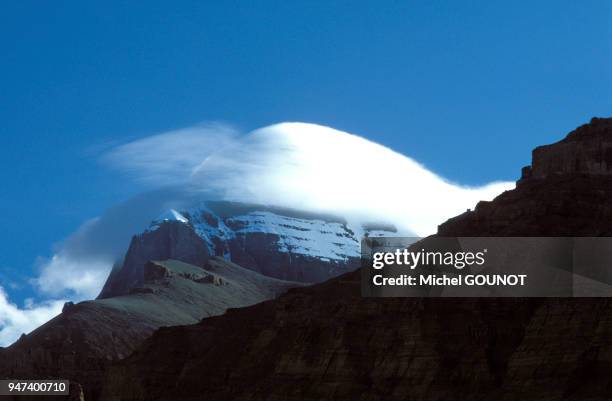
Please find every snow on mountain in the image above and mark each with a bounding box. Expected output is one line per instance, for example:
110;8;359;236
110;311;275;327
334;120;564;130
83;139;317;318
99;200;400;297
148;209;189;231
151;201;396;264
185;204;359;262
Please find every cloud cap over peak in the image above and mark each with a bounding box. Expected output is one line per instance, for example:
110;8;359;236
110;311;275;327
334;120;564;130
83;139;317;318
190;122;513;235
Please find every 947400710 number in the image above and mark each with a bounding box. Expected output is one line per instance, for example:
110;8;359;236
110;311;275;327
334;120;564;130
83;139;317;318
0;380;69;395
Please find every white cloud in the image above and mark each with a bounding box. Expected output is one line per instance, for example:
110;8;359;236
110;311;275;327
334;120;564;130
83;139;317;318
34;253;112;300
0;286;65;347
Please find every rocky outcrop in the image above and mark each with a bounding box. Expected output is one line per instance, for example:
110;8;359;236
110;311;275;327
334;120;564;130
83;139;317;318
525;117;612;179
100;117;612;401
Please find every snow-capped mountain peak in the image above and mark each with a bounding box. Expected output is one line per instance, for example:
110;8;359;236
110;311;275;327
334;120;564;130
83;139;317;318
99;200;400;298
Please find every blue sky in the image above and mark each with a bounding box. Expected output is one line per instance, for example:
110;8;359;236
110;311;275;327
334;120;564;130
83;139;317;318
0;1;611;308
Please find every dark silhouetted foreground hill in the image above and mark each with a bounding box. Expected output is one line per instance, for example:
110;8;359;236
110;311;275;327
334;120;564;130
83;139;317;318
100;118;612;401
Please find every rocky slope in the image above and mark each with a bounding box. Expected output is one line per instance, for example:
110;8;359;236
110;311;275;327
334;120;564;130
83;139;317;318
100;117;612;401
0;242;300;400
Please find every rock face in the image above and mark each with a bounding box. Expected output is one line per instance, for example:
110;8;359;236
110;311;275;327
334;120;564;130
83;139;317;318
186;201;363;283
0;257;300;401
99;220;210;298
102;201;397;296
100;117;612;401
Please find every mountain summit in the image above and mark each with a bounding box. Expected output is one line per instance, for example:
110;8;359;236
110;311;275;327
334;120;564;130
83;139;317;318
99;201;397;298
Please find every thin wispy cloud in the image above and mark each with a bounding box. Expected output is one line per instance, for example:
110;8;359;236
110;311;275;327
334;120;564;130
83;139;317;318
101;123;239;186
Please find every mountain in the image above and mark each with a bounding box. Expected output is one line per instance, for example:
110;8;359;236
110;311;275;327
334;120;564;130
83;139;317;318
0;201;394;400
100;201;395;298
99;117;612;401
